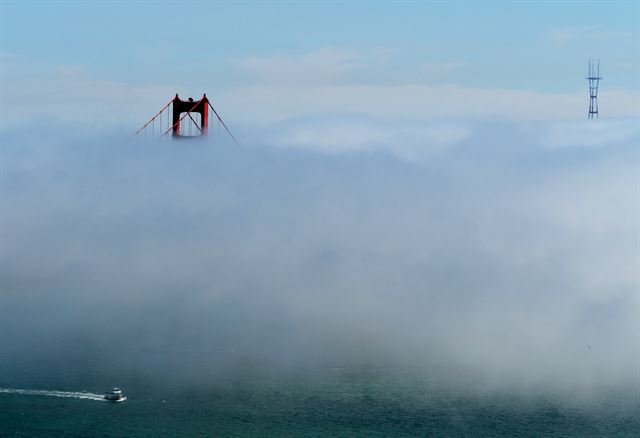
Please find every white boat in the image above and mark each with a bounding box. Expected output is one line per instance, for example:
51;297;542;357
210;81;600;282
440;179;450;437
104;387;126;402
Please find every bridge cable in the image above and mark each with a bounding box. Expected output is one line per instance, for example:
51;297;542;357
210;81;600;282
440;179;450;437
134;98;173;136
207;101;239;145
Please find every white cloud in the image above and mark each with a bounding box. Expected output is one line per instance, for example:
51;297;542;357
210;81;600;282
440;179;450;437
547;25;633;47
237;48;356;84
1;49;638;132
0;56;180;129
221;83;638;125
547;25;599;47
236;47;395;85
269;117;470;161
221;49;638;124
420;62;465;79
539;119;639;148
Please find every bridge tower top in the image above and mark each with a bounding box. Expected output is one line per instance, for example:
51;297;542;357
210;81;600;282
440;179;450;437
172;93;209;137
135;92;238;143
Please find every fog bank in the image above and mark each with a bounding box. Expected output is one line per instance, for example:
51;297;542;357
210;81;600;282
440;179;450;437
1;121;638;394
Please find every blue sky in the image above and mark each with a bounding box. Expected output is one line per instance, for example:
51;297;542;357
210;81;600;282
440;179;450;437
0;1;638;128
2;1;637;87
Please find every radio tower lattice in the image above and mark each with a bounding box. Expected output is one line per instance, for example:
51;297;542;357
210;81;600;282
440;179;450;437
587;59;602;119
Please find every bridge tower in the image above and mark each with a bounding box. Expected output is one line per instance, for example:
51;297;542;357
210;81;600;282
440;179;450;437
172;94;209;137
135;92;238;143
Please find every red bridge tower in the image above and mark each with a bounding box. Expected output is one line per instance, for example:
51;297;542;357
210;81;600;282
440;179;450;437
171;94;209;137
135;93;237;143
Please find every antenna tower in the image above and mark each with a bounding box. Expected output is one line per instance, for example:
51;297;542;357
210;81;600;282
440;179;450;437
586;59;602;119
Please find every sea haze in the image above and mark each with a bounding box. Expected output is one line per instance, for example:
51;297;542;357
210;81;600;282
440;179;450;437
0;121;638;435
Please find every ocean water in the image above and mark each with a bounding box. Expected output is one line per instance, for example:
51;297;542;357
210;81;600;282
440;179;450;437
1;357;638;437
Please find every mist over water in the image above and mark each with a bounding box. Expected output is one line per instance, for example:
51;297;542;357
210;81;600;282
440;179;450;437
1;122;638;409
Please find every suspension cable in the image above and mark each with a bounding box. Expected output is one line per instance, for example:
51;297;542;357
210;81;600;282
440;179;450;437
134;98;173;135
207;101;239;145
186;112;201;132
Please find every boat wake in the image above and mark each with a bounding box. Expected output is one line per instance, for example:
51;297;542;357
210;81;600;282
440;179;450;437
0;388;107;401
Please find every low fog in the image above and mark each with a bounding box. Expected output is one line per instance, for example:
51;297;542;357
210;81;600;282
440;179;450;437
1;120;637;395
